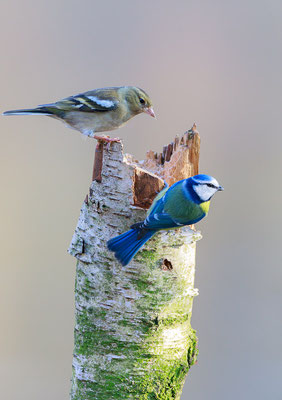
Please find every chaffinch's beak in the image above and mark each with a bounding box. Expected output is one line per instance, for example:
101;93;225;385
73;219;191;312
144;107;156;118
218;185;224;191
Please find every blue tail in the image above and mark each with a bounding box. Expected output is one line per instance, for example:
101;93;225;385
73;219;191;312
107;228;156;266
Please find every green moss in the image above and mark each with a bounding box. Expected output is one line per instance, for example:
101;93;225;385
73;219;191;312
117;319;131;327
72;355;193;400
138;249;158;262
75;311;142;357
187;329;198;368
136;329;198;400
72;225;198;399
84;277;91;289
158;312;190;327
72;375;132;400
137;360;189;400
74;304;198;398
134;277;153;292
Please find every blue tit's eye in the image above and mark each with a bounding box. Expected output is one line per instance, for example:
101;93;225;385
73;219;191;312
207;183;215;188
139;98;145;104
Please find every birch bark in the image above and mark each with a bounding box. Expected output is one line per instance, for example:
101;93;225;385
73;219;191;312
68;126;201;400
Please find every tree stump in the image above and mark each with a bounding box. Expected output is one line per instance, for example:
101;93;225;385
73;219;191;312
68;124;201;400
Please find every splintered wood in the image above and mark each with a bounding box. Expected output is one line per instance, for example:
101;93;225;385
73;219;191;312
132;167;165;209
142;123;200;187
92;124;200;209
92;142;104;183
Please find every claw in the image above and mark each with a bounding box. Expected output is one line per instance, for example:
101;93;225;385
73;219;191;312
94;135;121;151
94;135;121;143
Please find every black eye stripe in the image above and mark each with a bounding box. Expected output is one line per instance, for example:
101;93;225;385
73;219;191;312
207;183;216;188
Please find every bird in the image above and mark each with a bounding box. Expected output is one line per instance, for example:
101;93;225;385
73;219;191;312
3;86;155;143
107;174;223;266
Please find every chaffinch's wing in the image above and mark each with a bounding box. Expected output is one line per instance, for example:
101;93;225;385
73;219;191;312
51;89;119;112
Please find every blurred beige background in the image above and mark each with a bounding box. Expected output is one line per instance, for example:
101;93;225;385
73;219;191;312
1;1;281;399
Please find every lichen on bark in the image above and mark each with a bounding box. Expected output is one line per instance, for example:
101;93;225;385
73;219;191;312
69;127;201;399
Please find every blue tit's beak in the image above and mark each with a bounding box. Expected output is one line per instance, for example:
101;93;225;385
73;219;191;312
218;185;224;191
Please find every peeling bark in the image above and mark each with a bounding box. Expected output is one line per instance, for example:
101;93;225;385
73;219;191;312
68;126;201;400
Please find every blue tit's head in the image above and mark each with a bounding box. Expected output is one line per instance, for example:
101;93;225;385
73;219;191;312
188;174;223;203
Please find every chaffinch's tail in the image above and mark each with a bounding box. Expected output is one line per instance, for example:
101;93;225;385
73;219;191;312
3;107;52;116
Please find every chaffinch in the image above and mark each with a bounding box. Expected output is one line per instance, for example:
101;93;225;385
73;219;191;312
3;86;155;142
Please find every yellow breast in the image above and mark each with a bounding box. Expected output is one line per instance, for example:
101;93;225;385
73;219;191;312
200;201;210;215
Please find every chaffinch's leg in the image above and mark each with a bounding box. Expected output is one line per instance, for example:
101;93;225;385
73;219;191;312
94;135;121;151
94;135;121;143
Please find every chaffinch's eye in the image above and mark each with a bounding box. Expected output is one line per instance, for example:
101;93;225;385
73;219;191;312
139;98;145;105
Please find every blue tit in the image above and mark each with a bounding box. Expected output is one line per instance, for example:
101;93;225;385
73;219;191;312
3;86;155;143
107;174;223;266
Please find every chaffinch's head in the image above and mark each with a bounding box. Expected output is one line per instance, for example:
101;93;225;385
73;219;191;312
121;86;155;118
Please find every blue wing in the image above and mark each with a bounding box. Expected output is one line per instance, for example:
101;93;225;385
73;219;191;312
137;179;206;230
142;212;184;230
146;181;169;216
140;181;186;230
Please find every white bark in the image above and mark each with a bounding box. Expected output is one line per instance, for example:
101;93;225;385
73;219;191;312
68;130;201;400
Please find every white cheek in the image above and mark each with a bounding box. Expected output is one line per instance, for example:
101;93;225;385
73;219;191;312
193;185;216;201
